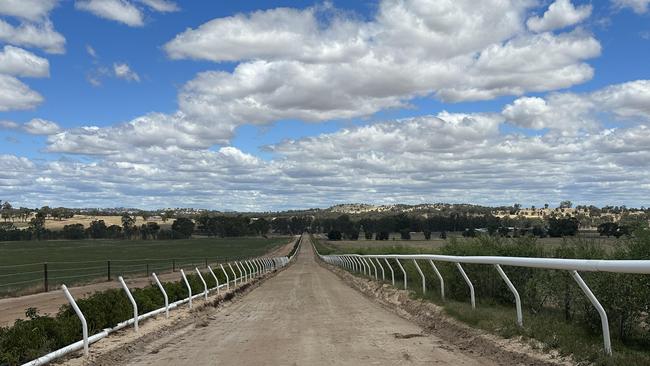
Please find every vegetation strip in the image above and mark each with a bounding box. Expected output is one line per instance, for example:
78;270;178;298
314;234;650;366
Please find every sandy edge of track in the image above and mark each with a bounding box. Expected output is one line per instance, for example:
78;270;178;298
318;259;574;366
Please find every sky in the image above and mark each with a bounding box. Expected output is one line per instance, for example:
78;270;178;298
0;0;650;211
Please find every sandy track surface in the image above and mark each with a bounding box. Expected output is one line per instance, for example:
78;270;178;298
86;236;492;366
0;237;297;326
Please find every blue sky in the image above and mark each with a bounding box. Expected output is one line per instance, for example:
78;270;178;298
1;0;650;210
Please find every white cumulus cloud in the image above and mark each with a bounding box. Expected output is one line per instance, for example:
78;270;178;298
75;0;144;27
23;118;61;135
0;75;43;111
613;0;650;13
0;45;49;77
138;0;178;12
113;62;140;82
527;0;592;33
161;0;600;141
0;0;59;22
503;80;650;133
0;19;65;54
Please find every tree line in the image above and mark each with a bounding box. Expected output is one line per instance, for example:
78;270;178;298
0;213;196;242
315;213;587;241
0;200;638;242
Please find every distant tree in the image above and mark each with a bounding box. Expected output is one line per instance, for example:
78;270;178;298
162;210;175;223
376;231;390;240
439;231;447;239
29;212;46;240
399;229;411;240
346;230;359;240
172;217;195;239
548;217;579;237
1;201;12;222
559;200;573;209
250;218;270;236
146;222;160;239
532;225;547;238
364;231;373;240
462;228;476;237
122;212;135;231
121;213;135;238
487;222;499;236
423;231;432;240
327;230;342;241
597;222;631;238
106;225;122;239
88;220;108;239
62;223;86;240
598;222;618;237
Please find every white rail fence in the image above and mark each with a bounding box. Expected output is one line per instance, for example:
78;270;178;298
21;255;293;366
318;250;650;356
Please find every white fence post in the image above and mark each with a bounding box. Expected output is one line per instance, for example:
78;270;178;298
208;266;220;294
345;257;352;271
357;256;367;275
220;264;230;290
245;261;254;278
235;261;245;283
395;259;407;290
195;267;208;301
252;259;260;276
494;264;522;327
412;259;426;294
61;285;89;356
375;258;385;281
384;258;395;286
571;270;612;355
118;276;138;332
366;257;378;280
180;269;192;309
243;261;251;279
455;263;475;309
151;273;169;318
428;259;445;301
228;263;237;287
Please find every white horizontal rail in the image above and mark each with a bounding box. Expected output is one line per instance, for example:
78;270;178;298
358;254;650;274
22;254;291;366
319;250;650;357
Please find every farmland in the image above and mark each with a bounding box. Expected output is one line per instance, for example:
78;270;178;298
8;214;169;231
316;231;621;254
0;236;291;297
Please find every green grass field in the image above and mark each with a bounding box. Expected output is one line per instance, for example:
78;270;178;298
0;237;290;297
317;232;621;254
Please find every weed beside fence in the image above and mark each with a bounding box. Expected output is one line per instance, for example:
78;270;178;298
318;232;650;365
0;270;228;365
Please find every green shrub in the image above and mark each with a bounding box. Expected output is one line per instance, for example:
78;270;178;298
0;273;214;366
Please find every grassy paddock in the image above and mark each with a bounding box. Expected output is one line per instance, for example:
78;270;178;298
318;233;621;254
0;237;290;297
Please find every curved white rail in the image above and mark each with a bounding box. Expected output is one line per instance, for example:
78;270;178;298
22;252;293;366
317;248;650;356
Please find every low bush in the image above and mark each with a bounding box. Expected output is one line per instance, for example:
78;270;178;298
0;269;230;366
338;231;650;365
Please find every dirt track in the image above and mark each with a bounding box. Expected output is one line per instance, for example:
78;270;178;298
82;236;495;366
0;237;297;326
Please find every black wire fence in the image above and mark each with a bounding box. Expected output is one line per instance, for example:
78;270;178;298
0;255;250;298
